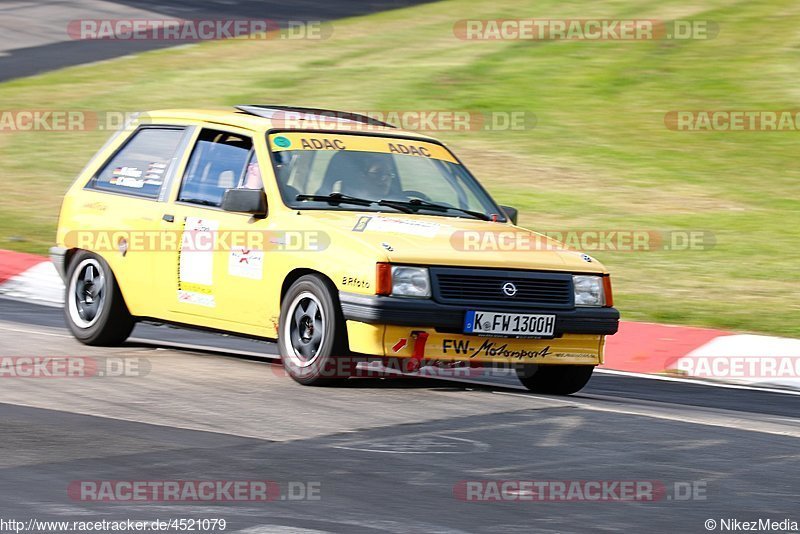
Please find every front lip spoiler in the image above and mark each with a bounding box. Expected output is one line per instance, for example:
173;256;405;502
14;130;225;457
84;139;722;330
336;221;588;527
339;291;619;336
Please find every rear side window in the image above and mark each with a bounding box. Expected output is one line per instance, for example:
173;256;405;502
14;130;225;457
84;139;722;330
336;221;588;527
88;127;185;199
178;129;254;208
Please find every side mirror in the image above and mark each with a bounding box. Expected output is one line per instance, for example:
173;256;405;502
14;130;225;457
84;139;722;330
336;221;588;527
500;205;518;225
221;188;267;217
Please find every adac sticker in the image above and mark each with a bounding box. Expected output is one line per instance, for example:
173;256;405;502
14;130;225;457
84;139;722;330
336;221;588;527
273;136;291;148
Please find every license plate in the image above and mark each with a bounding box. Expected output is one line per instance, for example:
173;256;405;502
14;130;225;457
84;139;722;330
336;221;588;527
464;311;556;337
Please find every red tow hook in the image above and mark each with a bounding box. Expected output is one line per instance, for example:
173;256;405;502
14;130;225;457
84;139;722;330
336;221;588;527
404;331;429;373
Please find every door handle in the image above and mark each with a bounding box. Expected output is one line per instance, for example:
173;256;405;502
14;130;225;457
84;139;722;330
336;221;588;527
162;214;174;223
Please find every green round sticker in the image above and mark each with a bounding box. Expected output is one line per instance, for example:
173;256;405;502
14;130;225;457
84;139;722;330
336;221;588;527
273;136;291;148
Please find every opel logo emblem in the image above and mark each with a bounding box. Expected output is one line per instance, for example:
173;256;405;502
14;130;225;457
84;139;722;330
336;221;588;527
502;282;518;297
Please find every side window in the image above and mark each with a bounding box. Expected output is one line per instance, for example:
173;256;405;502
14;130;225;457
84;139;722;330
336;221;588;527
178;129;254;207
88;127;185;199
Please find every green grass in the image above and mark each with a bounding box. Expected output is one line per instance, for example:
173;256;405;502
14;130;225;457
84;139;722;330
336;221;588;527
1;0;798;336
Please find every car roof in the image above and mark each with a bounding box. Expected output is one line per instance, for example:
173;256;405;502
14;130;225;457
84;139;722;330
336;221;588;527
142;106;441;142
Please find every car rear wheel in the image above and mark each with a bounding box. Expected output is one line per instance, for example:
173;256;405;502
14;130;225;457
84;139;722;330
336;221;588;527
516;364;594;395
279;275;350;386
64;251;135;346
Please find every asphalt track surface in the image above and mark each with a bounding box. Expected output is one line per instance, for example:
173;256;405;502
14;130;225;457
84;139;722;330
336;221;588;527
1;297;799;532
0;0;435;82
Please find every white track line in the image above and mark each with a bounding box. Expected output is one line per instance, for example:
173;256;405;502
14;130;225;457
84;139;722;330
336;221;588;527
491;389;800;438
0;324;71;338
595;368;800;397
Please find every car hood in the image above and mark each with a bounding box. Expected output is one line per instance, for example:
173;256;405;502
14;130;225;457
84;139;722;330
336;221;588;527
292;210;609;273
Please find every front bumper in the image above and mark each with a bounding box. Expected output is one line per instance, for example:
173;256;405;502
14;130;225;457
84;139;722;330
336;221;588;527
384;328;604;365
339;292;619;336
340;291;617;365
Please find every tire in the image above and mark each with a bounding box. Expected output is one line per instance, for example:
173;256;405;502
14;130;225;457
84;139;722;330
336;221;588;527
64;251;135;346
279;274;351;386
516;364;595;395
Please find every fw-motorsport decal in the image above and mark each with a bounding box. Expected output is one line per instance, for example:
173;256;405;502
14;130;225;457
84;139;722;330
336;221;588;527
442;339;597;361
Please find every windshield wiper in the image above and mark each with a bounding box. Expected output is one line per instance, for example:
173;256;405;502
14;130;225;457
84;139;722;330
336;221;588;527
295;192;412;213
295;192;375;207
378;198;490;220
179;198;217;206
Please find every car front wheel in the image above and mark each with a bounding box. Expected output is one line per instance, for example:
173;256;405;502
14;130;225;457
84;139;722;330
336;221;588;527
279;275;350;386
516;364;595;395
64;251;135;346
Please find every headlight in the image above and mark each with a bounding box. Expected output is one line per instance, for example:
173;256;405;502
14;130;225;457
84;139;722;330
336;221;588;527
573;275;605;306
391;266;431;298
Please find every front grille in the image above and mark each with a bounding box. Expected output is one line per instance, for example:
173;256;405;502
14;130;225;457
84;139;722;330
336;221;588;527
431;268;573;308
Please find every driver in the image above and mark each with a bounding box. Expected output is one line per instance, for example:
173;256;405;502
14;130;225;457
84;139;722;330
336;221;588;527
242;157;263;189
348;154;396;199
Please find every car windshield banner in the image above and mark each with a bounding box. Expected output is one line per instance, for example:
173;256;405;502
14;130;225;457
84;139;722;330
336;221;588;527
268;132;458;163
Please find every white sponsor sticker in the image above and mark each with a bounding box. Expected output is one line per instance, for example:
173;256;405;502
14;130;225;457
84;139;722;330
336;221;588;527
179;217;218;286
112;166;143;178
228;247;264;280
355;216;440;238
109;176;144;188
177;290;216;308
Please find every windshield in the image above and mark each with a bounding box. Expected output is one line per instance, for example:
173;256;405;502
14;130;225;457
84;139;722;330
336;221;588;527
268;132;505;220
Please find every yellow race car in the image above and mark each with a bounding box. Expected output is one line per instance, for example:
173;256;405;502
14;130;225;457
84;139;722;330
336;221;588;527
51;105;619;394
